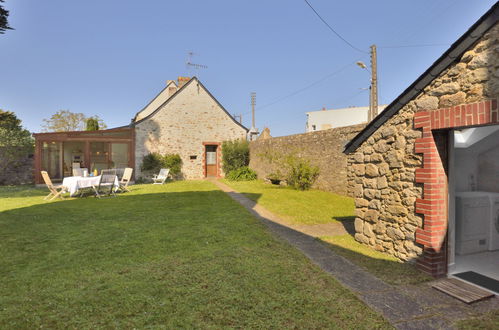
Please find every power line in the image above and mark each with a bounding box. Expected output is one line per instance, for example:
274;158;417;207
379;43;451;49
242;58;365;116
303;0;368;54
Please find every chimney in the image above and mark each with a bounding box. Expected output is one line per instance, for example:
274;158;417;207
178;76;190;88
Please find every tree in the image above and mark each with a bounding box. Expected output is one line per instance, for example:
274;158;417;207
42;110;107;132
0;110;33;171
86;117;99;131
0;0;13;34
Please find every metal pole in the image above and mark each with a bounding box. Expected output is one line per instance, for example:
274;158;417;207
370;44;378;121
251;92;256;128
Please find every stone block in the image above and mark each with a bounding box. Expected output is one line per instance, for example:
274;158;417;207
355;233;369;244
377;176;388;189
430;82;460;96
355;198;369;208
368;199;381;210
364;189;376;200
365;164;379;177
364;209;379;223
439;91;466;108
387;227;405;240
363;222;374;237
354;218;364;233
415;96;439;110
387;204;408;216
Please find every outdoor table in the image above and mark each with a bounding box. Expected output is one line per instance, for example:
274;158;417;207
62;175;119;197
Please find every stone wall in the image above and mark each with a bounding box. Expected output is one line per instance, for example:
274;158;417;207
347;23;498;263
134;79;247;180
0;147;34;185
249;124;365;196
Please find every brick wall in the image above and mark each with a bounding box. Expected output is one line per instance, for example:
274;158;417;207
249;124;365;196
347;22;498;277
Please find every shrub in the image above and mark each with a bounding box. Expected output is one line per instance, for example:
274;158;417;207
226;166;257;181
162;154;182;175
286;157;319;191
141;152;182;176
141;152;163;172
222;139;250;173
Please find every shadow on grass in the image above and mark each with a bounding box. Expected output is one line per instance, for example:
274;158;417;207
218;187;431;286
332;216;356;236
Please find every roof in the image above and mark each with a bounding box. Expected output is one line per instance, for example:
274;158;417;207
132;76;249;132
132;80;178;122
344;2;499;154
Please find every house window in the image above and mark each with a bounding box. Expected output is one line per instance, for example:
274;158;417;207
312;125;316;131
190;155;197;160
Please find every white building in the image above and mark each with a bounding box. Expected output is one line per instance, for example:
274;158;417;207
305;105;387;132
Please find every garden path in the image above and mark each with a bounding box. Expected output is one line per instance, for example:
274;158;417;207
212;179;499;330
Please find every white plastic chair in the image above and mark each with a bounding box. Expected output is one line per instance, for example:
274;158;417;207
152;168;170;184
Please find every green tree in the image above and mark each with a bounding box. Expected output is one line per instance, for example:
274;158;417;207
0;110;33;171
42;110;107;132
86;117;99;131
0;0;13;34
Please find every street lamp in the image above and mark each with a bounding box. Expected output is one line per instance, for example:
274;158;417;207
356;45;378;122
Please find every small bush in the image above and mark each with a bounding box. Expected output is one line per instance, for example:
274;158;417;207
222;139;250;173
162;154;182;175
141;152;182;176
286;157;319;191
226;166;257;181
141;152;163;172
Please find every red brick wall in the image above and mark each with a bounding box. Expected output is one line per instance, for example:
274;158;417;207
414;98;498;276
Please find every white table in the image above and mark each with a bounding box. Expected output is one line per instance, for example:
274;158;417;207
62;175;119;196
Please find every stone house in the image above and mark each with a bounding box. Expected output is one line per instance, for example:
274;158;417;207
133;77;248;179
343;3;499;280
33;77;248;183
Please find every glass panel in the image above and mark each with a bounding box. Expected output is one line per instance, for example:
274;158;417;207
206;146;217;165
90;142;110;174
63;142;85;177
111;143;129;169
41;141;62;179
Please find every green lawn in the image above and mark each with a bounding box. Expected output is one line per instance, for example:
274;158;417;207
222;180;430;286
0;181;390;329
320;235;431;285
221;179;355;225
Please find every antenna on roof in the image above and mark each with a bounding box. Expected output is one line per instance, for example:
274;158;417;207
186;51;208;75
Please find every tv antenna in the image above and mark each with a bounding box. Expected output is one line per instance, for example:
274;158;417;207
186;51;208;73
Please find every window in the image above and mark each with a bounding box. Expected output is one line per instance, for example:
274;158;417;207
312;125;316;131
190;155;197;160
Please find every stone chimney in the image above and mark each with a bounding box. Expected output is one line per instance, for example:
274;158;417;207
178;76;191;88
166;80;178;97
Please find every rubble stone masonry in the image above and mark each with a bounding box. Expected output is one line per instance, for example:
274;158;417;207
249;124;365;196
134;80;247;180
347;23;498;267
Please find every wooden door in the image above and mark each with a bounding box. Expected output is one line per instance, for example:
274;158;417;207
205;145;218;177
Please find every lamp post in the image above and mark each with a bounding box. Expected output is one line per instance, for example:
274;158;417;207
356;44;378;122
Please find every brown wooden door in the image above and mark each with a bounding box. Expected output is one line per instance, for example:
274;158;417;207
205;145;217;177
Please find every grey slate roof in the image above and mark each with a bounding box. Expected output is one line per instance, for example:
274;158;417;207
344;2;499;154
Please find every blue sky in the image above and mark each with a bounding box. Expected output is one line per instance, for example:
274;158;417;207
0;1;496;136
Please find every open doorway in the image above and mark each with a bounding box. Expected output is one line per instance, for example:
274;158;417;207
448;125;499;293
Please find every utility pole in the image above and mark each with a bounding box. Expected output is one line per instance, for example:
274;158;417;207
370;44;378;122
251;92;256;129
248;92;259;141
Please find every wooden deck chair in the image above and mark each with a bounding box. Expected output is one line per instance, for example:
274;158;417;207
152;168;170;184
118;167;133;192
41;171;67;201
92;169;117;198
